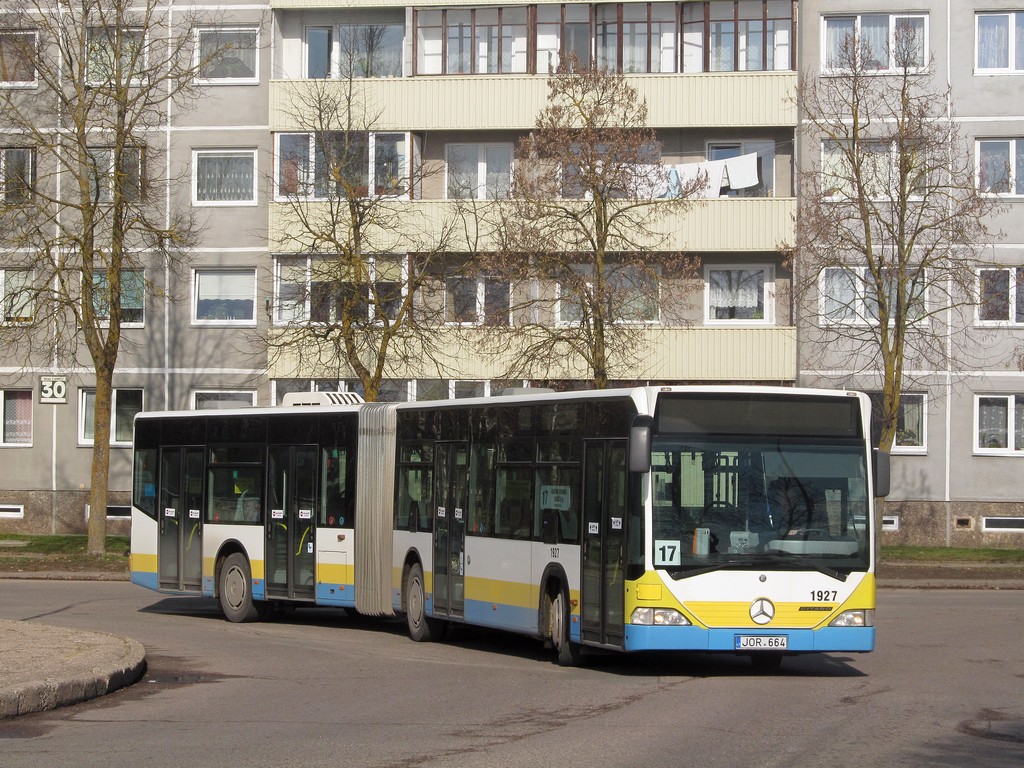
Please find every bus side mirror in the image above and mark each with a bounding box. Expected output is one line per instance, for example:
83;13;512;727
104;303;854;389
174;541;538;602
873;449;890;498
629;415;654;473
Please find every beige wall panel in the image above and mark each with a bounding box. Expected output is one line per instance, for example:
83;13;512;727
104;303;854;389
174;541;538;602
270;72;796;131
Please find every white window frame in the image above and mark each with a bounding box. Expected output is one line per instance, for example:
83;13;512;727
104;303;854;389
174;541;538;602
976;266;1024;326
0;504;24;518
304;22;405;79
977;138;1024;196
819;266;928;327
444;143;514;200
443;275;511;327
191;390;257;409
704;264;774;325
868;391;927;454
275;132;409;201
78;387;144;447
1;147;34;203
0;388;32;446
974;394;1024;455
192;267;257;326
192;148;257;206
975;12;1024;74
1;268;33;324
981;516;1024;532
195;27;260;85
821;13;928;75
274;255;406;326
91;268;145;328
0;30;37;87
86;27;146;86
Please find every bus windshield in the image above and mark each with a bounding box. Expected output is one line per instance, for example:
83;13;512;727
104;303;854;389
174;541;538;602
649;437;870;578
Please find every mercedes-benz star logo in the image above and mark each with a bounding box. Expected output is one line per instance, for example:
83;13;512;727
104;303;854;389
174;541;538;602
750;598;776;625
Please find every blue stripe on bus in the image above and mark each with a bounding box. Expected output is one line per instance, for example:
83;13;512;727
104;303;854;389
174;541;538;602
624;625;875;653
315;583;357;607
131;571;159;591
464;598;548;637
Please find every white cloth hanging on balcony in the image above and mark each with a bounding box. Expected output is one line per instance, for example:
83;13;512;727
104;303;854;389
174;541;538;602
723;152;759;190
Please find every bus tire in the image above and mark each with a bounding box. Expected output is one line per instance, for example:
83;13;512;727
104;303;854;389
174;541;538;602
219;552;263;623
405;562;444;642
550;589;582;667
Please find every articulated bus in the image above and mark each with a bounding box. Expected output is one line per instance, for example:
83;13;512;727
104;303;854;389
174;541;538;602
130;386;888;667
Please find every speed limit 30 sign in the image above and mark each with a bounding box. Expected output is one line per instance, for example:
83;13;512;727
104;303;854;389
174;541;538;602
40;376;68;404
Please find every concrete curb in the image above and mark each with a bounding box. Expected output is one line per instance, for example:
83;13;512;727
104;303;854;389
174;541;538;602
0;620;146;720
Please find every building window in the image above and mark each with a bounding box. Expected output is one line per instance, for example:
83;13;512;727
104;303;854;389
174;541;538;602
867;392;926;452
820;267;926;325
92;269;144;326
414;380;488;400
277;132;406;199
594;3;677;74
446;144;513;200
192;390;256;409
978;139;1024;195
416;7;527;75
1;147;34;203
88;147;143;203
977;12;1024;71
196;28;259;83
0;31;36;85
1;389;31;445
193;268;256;324
193;149;256;205
821;139;902;200
275;254;404;324
1;269;33;323
306;22;404;78
978;267;1024;325
536;4;594;72
683;1;793;73
981;517;1024;532
0;504;24;518
80;388;143;445
707;141;775;197
444;276;510;326
86;27;145;85
706;266;771;323
822;13;925;72
976;394;1024;453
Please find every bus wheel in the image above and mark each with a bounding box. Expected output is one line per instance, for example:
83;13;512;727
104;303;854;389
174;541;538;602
405;563;444;642
219;553;263;623
550;589;582;667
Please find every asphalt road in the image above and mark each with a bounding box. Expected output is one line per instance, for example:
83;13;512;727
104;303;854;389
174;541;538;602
0;581;1021;768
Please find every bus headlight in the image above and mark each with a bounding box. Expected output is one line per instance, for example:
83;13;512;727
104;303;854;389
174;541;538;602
829;609;874;628
630;607;691;626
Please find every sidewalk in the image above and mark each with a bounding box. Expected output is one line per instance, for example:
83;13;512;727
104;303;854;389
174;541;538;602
0;618;145;720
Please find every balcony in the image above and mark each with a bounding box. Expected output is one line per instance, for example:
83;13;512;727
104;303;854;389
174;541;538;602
269;71;796;132
267;325;797;382
268;197;795;254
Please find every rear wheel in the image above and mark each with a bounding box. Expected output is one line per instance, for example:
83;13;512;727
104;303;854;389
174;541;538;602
550;589;582;666
405;562;444;642
219;552;264;623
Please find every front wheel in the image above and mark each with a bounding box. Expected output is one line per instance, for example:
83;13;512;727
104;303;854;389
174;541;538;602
405;563;444;642
219;552;263;623
550;589;582;666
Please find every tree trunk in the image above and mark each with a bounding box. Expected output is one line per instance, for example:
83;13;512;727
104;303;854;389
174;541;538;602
86;371;114;555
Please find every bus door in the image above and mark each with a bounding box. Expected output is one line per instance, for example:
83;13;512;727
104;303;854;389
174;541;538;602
158;447;204;591
266;446;317;601
581;440;627;648
433;442;468;619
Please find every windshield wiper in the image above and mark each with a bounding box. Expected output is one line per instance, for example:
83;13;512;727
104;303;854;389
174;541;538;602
665;555;850;582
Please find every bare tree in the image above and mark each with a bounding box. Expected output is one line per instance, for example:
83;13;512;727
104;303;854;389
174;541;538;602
795;24;1002;452
268;75;458;401
0;0;230;552
477;59;700;389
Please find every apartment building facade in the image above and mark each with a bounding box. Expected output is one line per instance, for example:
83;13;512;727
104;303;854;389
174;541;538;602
797;0;1024;544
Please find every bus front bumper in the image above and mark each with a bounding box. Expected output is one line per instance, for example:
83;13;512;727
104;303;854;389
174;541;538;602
623;625;875;653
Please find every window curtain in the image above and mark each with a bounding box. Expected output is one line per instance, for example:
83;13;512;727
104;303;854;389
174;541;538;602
197;153;253;202
977;15;1009;69
2;390;31;443
978;397;1008;449
1016;396;1024;451
825;17;855;68
860;15;889;69
822;268;857;322
710;269;762;309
